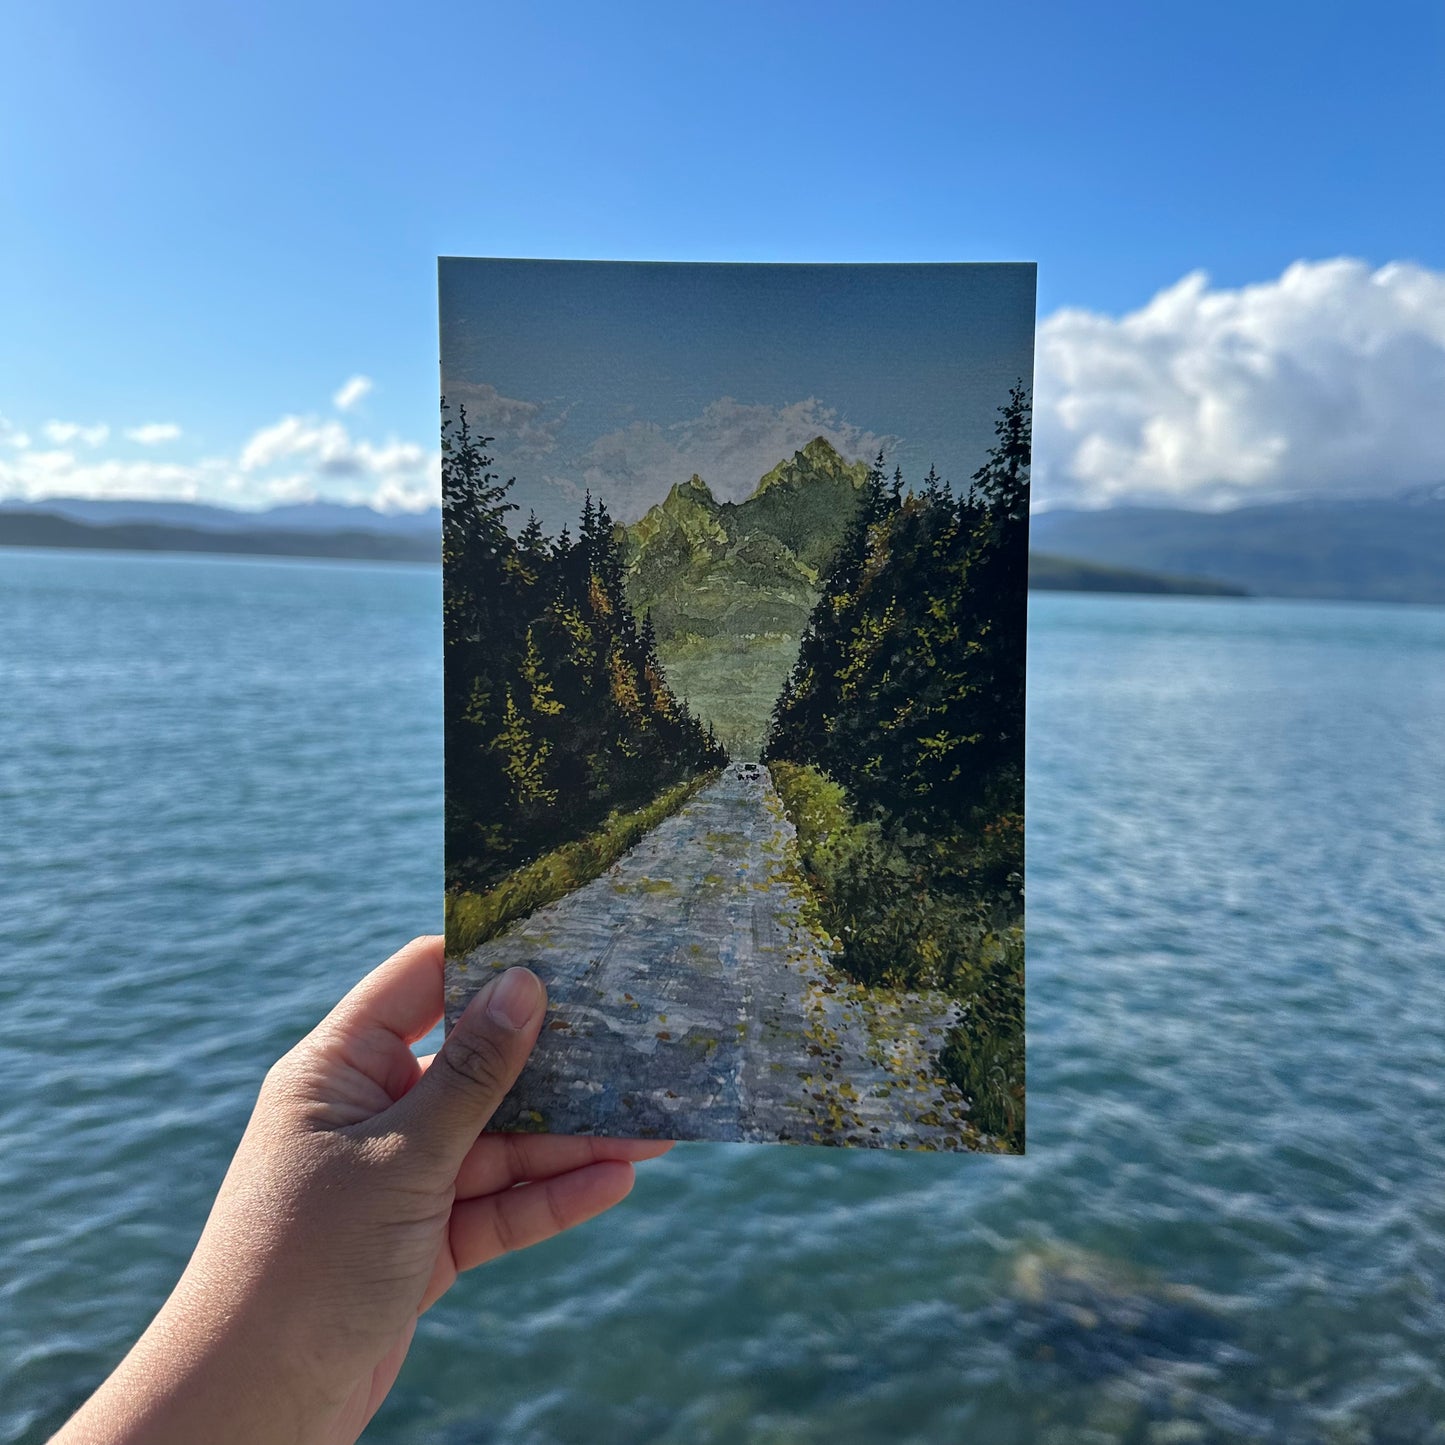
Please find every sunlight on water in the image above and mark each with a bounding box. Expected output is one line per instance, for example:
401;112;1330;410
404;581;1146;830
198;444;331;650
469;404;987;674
2;551;1443;1443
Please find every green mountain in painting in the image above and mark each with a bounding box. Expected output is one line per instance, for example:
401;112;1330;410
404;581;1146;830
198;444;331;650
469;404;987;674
620;436;869;757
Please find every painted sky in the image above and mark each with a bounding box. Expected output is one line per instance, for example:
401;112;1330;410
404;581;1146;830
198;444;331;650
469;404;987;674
439;261;1036;531
1;1;1442;513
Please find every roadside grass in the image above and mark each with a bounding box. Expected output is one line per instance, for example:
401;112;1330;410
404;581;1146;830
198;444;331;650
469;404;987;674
769;760;1025;1152
446;770;720;958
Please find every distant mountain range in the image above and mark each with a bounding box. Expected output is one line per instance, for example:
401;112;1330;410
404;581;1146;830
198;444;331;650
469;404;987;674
621;435;868;641
6;483;1445;606
0;495;441;536
1028;554;1247;596
1030;493;1445;604
618;436;868;756
0;509;439;563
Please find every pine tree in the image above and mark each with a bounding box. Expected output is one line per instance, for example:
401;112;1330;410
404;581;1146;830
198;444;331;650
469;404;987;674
972;382;1031;528
520;626;563;717
443;413;729;887
516;510;549;586
442;399;525;865
492;686;558;814
766;385;1030;843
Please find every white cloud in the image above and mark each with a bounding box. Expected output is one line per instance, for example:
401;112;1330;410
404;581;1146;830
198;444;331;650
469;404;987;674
43;421;109;447
239;414;430;484
1;409;437;514
572;397;893;521
1035;258;1445;508
0;448;223;503
444;381;566;458
125;422;181;445
9;259;1445;520
332;375;373;412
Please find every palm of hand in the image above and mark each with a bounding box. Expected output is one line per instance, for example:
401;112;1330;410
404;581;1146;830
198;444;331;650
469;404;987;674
174;937;670;1445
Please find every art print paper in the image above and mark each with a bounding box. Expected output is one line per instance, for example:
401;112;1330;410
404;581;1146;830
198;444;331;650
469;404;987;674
442;260;1032;1152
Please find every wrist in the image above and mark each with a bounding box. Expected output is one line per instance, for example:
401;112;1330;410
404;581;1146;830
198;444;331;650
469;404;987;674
53;1281;348;1445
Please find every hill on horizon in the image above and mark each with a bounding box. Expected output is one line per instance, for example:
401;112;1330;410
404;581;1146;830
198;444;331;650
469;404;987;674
1030;492;1445;604
0;494;441;537
1028;552;1247;596
0;509;439;563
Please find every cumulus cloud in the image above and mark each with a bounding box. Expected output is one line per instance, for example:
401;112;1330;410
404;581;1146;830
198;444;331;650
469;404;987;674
1035;258;1445;508
332;375;373;412
444;381;566;458
1;408;437;513
9;259;1444;519
43;421;109;447
0;448;224;503
572;397;894;521
125;422;181;445
239;414;430;484
229;412;436;509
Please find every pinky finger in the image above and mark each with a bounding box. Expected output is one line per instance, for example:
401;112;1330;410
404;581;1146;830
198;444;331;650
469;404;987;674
450;1160;636;1271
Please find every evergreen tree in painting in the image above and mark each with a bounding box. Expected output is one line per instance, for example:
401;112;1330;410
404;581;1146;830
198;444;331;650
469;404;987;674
763;386;1030;1144
442;400;525;865
766;383;1031;866
442;398;726;889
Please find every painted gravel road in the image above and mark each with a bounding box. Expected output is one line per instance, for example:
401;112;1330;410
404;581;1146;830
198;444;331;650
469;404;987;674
447;763;984;1149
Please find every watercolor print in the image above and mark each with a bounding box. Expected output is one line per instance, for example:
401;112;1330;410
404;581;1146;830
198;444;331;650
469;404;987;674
441;260;1033;1152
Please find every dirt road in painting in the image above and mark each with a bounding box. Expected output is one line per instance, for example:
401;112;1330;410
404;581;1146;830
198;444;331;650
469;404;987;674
447;764;981;1149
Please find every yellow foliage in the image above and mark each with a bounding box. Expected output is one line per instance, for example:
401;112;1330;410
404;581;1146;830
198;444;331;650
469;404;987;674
492;688;557;808
521;627;563;716
608;649;645;723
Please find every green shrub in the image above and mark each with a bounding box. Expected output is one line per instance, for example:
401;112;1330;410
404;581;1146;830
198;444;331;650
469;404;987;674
771;760;1025;1151
768;760;854;854
939;924;1025;1151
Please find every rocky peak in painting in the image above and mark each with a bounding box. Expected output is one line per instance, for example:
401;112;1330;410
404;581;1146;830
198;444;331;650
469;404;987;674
628;472;730;560
666;473;719;509
617;440;869;756
752;436;868;500
621;440;870;650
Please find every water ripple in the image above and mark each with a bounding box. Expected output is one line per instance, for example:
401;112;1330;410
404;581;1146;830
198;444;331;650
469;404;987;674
2;559;1443;1443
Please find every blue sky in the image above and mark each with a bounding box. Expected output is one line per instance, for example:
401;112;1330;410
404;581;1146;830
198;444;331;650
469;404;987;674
2;1;1442;512
440;260;1036;530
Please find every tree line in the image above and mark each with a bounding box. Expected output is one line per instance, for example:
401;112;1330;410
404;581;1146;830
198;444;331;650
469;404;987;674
765;385;1030;1145
443;399;726;889
768;384;1028;855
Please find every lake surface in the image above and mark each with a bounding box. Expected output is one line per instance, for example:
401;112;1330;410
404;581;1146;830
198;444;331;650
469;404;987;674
3;549;1443;1444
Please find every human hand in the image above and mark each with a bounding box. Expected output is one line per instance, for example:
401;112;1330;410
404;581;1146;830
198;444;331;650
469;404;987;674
54;935;672;1445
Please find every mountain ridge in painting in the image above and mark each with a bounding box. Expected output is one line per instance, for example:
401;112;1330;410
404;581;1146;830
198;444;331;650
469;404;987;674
620;435;869;756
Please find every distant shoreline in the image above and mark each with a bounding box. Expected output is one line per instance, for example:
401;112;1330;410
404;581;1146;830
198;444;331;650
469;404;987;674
1028;553;1247;597
0;510;439;565
12;484;1445;602
19;511;1445;608
3;509;1251;598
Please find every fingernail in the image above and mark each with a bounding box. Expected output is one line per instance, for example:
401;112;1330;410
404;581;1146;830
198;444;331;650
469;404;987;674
485;967;541;1030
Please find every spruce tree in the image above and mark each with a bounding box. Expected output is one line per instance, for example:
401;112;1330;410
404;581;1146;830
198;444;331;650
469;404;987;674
443;413;730;887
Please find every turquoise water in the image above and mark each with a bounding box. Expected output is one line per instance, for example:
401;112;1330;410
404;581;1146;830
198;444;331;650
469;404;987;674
3;549;1444;1444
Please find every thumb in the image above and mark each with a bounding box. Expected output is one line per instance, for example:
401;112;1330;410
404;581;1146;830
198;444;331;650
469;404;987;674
386;966;546;1166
